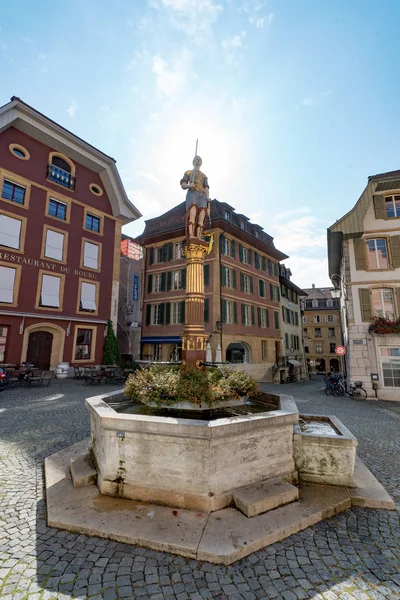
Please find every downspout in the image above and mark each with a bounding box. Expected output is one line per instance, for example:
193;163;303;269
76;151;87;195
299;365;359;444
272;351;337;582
218;234;223;359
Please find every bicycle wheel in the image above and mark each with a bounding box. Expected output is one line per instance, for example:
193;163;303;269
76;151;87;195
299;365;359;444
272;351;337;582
324;385;331;396
354;387;367;400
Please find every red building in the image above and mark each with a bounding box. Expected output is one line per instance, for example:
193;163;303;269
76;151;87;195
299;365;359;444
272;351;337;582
0;97;140;370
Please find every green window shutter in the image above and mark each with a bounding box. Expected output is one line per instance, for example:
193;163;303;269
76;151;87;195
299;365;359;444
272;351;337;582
167;243;173;261
220;234;226;254
182;269;187;289
162;245;167;262
222;299;227;323
241;303;246;325
258;306;262;327
240;272;244;292
268;259;273;276
239;244;244;262
166;302;171;325
204;264;210;287
295;312;299;326
277;287;280;301
160;303;165;325
231;239;236;258
266;309;270;328
262;256;267;271
248;249;253;266
149;247;154;265
274;311;280;329
204;298;209;323
354;238;366;270
233;302;238;324
373;195;386;220
359;289;372;322
232;269;237;290
221;265;226;287
147;274;153;294
390;235;400;268
274;263;279;276
180;300;185;323
146;304;151;325
270;283;273;300
167;271;172;291
259;279;265;297
161;272;166;291
282;306;285;322
250;277;254;294
285;333;289;349
255;252;260;269
251;305;255;326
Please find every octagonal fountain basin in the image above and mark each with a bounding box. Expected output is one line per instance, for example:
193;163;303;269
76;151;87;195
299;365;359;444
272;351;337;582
294;414;358;487
86;390;299;512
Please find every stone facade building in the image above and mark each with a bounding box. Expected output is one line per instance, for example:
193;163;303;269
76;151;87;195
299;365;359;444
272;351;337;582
0;97;140;369
117;235;142;360
328;168;400;400
137;199;288;381
302;285;342;375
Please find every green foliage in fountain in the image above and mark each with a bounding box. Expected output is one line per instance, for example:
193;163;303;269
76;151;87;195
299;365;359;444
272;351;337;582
124;366;258;407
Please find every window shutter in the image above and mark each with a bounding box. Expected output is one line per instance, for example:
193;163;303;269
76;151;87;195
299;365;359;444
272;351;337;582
397;288;400;319
222;299;227;323
182;269;186;289
147;274;153;294
248;249;252;266
274;311;280;329
0;266;16;303
258;306;261;327
221;265;226;287
282;306;285;322
45;229;64;261
373;195;386;220
251;305;255;326
270;283;273;300
259;279;265;297
204;298;209;323
295;312;299;326
149;247;154;265
231;239;236;258
354;238;366;270
160;303;165;325
180;300;185;323
277;287;280;301
359;288;372;322
390;235;400;268
83;241;99;270
250;276;254;294
241;303;245;325
232;269;237;290
204;264;210;287
233;302;238;324
266;309;270;328
0;215;21;250
146;304;151;325
220;234;225;254
166;302;171;325
167;243;173;261
80;282;95;311
274;263;279;276
161;272;166;291
161;245;167;262
167;271;172;291
240;272;244;292
255;252;260;269
239;244;244;263
262;256;267;271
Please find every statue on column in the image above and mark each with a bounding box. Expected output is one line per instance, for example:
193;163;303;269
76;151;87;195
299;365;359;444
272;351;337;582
180;145;210;243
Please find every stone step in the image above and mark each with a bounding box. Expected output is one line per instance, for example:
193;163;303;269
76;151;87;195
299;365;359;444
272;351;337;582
70;454;97;488
233;479;299;517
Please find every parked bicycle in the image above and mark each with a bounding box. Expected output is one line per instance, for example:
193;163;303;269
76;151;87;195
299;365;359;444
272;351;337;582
324;373;343;396
345;380;368;400
326;376;367;399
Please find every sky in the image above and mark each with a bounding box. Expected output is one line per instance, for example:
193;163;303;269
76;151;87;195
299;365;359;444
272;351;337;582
2;0;400;287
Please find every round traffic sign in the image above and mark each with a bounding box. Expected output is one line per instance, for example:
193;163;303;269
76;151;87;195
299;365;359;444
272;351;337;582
335;345;346;356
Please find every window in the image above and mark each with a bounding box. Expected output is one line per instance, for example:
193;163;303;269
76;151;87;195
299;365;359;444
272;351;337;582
240;220;247;231
366;238;389;269
243;304;252;326
9;143;30;160
74;329;93;360
152;304;162;325
274;311;280;329
259;279;265;297
47;153;75;190
82;241;100;270
224;210;231;221
224;239;231;256
315;328;322;338
268;260;274;276
153;274;162;293
255;230;260;239
385;195;400;219
303;316;308;324
2;179;26;205
304;328;308;338
85;213;101;233
242;247;248;264
270;285;279;302
316;343;323;354
171;302;182;324
330;343;336;353
0;326;9;362
89;184;103;196
0;266;16;304
313;315;321;323
259;308;268;328
0;214;22;250
173;270;183;290
327;314;337;323
326;299;333;307
328;327;335;337
224;267;232;288
43;228;65;262
304;344;309;354
226;300;234;324
48;198;67;221
380;347;400;387
312;299;319;308
371;288;396;320
39;274;61;308
261;340;268;361
155;247;164;263
243;274;251;294
285;333;289;349
174;242;183;260
79;282;97;312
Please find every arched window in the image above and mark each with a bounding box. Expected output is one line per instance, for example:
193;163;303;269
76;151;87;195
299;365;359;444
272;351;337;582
226;342;251;364
51;156;71;173
47;152;76;190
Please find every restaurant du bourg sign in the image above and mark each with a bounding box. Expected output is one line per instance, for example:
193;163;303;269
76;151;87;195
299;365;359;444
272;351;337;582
0;250;98;280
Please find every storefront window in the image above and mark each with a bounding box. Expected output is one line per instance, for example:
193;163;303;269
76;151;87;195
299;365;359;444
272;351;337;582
75;329;92;360
380;347;400;387
0;326;8;362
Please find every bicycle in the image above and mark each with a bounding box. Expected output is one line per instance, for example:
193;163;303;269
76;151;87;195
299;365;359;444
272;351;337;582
345;380;368;400
324;374;344;396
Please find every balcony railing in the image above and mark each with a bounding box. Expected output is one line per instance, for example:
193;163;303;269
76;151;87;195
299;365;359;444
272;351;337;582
47;164;76;190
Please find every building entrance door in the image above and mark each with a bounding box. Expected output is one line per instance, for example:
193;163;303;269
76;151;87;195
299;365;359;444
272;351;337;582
26;331;53;369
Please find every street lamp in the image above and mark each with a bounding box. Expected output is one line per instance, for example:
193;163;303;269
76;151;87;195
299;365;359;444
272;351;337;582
330;274;346;300
216;319;222;331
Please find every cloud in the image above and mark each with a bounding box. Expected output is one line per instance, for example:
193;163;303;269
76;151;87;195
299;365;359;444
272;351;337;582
222;30;246;65
249;12;273;28
148;0;223;43
301;91;331;107
67;98;78;119
136;171;161;185
152;49;195;96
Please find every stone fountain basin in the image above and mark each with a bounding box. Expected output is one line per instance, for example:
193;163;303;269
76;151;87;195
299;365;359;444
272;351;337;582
86;390;299;512
294;414;358;487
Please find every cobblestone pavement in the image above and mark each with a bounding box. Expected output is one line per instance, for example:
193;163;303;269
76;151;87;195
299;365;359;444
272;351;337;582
0;377;399;600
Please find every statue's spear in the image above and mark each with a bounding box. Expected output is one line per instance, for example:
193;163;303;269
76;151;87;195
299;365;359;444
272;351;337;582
190;139;198;184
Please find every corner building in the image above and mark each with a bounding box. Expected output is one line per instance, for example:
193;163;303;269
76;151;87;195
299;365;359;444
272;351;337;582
138;200;288;381
0;97;140;369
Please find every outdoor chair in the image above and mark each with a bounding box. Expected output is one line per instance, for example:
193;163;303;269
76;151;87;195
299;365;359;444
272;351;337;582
6;370;20;387
41;371;54;386
28;370;44;386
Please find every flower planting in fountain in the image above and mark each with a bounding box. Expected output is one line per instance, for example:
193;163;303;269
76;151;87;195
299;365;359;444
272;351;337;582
124;366;258;408
368;316;400;335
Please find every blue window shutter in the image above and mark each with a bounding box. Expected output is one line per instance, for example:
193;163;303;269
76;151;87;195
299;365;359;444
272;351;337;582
160;303;165;324
266;309;270;328
221;265;226;286
258;306;261;327
240;272;244;292
220;234;225;254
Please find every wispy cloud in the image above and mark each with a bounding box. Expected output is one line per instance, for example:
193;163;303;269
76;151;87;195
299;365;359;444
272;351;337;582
249;12;273;28
152;49;196;96
136;171;161;185
148;0;223;43
222;30;246;65
67;98;78;119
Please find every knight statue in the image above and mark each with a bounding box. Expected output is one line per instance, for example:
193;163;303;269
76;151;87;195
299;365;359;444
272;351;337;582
180;147;210;243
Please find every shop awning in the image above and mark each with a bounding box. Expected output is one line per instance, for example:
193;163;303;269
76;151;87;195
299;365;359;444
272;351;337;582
288;359;301;366
141;336;182;344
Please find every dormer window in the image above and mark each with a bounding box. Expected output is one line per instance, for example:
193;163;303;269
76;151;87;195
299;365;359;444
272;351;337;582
312;299;319;308
240;220;247;231
385;195;400;219
255;230;260;239
326;299;333;307
224;210;231;221
47;152;76;191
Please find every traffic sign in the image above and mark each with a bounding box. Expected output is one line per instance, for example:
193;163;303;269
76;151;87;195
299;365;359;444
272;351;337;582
335;345;346;356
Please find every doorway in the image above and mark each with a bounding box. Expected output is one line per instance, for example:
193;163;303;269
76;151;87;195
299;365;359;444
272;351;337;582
26;331;53;369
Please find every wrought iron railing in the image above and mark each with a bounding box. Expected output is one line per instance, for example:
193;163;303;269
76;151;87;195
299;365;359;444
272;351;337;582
46;164;76;190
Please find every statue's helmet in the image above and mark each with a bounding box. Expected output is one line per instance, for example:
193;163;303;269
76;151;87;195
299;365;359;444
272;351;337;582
193;155;202;167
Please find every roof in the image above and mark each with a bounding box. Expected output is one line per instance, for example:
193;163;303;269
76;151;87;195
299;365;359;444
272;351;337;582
0;96;141;223
368;169;400;181
279;276;307;297
302;286;334;300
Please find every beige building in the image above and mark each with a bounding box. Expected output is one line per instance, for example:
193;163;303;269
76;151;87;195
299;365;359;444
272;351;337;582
328;168;400;401
302;285;342;375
